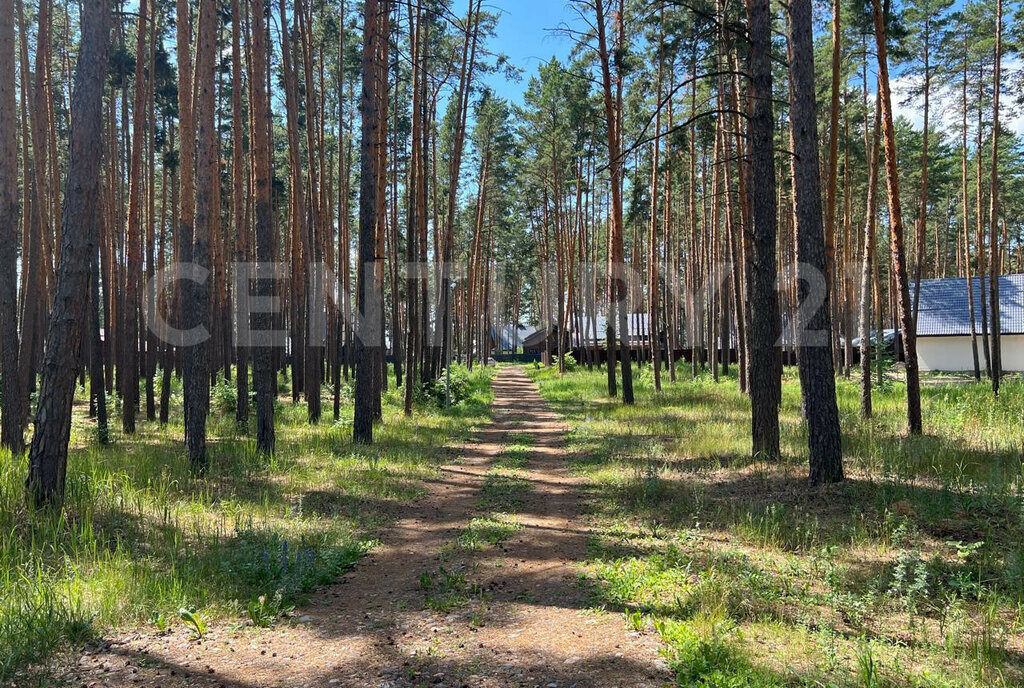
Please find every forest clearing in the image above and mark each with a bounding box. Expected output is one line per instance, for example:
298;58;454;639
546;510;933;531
1;0;1023;684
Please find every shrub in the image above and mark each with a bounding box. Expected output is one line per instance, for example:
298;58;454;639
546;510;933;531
213;379;237;414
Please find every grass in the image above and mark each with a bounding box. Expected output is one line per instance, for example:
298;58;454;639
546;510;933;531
0;365;493;683
432;424;533;619
529;362;1024;688
455;514;522;551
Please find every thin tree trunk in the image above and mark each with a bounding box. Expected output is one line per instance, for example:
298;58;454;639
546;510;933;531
872;0;923;435
122;0;149;434
249;0;275;455
185;0;216;472
961;45;981;381
860;91;881;418
232;0;249;427
594;0;633;405
988;0;1003;394
0;0;23;453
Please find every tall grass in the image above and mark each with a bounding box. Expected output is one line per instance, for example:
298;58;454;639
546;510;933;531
0;365;493;681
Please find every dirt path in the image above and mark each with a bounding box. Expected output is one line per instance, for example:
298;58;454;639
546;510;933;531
69;368;671;688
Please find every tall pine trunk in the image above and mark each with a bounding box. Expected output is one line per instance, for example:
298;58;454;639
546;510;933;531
185;0;217;472
746;0;782;459
250;0;276;455
353;0;389;443
872;0;923;435
26;0;110;508
788;0;843;484
860;93;881;418
0;0;23;453
122;0;149;435
594;0;633;405
988;0;1002;395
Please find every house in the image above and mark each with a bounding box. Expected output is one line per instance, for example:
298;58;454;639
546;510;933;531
523;314;651;355
489;324;537;354
915;275;1024;372
523;314;694;364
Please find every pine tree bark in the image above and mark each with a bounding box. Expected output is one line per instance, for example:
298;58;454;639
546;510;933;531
860;93;881;418
296;0;324;422
175;0;195;431
594;0;633;405
871;0;923;435
824;0;841;358
746;0;782;459
26;0;110;509
354;0;390;443
185;0;216;471
249;0;276;455
911;12;931;325
988;0;1003;395
961;45;981;381
91;242;109;443
232;0;249;427
0;0;23;453
122;0;149;434
788;0;843;484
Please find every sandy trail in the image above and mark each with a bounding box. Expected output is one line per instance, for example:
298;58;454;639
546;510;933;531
69;367;671;688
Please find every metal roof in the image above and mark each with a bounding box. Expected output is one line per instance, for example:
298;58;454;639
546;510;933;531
915;275;1024;337
490;325;537;350
523;314;653;348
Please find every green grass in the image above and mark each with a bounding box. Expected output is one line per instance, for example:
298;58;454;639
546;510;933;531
0;365;493;683
455;514;522;551
529;362;1024;688
419;565;484;612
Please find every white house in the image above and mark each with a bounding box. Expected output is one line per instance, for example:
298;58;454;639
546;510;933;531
915;275;1024;372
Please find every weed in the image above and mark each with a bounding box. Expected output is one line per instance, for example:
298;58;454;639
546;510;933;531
419;566;483;612
177;607;208;640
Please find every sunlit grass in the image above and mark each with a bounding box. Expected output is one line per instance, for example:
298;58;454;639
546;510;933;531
0;365;493;682
530;362;1024;687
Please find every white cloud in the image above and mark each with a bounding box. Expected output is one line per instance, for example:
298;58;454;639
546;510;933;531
888;58;1024;137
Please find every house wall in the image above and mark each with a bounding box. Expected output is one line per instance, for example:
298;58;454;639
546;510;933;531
918;335;1024;372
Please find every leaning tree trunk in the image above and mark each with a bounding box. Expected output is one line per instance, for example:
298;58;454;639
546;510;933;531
746;0;782;459
872;0;922;435
0;0;23;453
788;0;843;484
961;46;981;382
26;0;110;509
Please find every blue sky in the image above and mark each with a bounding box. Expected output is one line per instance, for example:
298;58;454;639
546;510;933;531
480;0;579;105
472;0;1023;135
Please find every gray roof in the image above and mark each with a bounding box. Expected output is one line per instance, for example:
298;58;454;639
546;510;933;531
915;275;1024;336
490;325;537;350
580;314;651;342
525;314;653;348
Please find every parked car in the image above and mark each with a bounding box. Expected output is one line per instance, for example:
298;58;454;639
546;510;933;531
850;329;901;359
